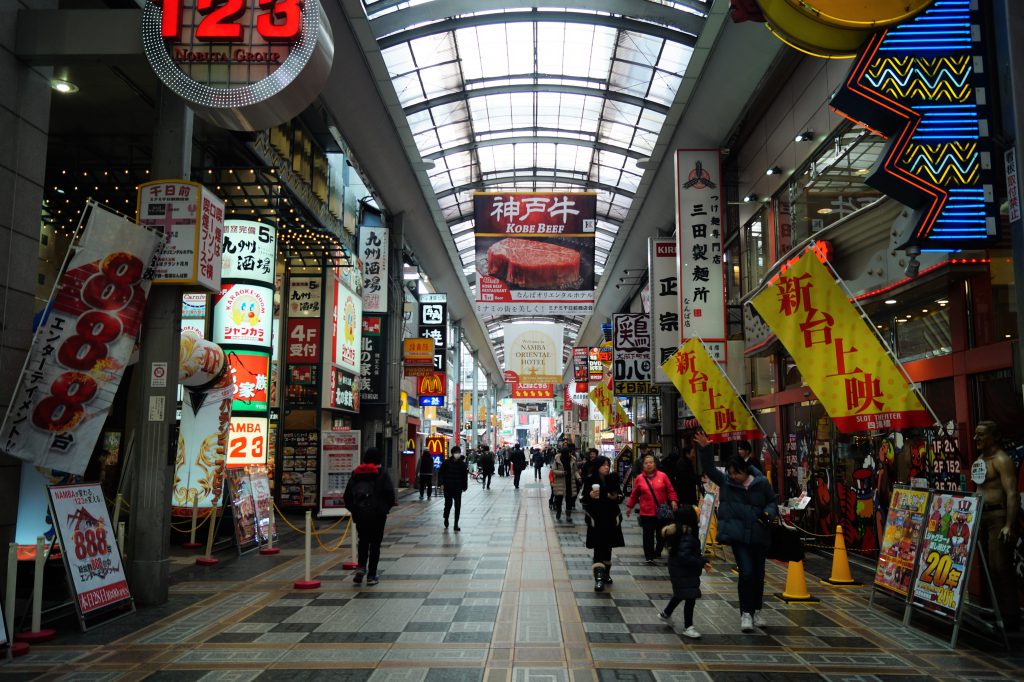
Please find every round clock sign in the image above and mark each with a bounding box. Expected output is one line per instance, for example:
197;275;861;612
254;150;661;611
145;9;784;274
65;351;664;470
142;0;334;131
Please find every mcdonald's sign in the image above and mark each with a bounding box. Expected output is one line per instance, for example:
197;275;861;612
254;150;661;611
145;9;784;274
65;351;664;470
418;372;446;398
425;434;448;458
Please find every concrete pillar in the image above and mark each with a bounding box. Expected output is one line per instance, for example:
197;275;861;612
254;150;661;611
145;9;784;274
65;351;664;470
0;0;56;588
451;322;460;446
660;386;677;454
125;88;192;606
470;351;478;449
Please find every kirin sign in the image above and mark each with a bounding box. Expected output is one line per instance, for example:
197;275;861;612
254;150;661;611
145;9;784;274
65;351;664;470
142;0;334;130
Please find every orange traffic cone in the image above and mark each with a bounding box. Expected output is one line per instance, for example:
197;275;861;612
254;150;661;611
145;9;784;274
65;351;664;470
821;525;863;587
709;514;719;546
774;560;820;603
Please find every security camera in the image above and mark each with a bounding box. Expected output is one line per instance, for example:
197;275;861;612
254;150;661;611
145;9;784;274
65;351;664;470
904;245;921;278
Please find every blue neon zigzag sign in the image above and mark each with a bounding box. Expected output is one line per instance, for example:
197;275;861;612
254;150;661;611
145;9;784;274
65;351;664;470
830;0;997;247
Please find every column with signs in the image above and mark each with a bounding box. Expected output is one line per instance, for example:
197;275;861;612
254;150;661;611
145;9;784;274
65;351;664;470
675;150;726;362
214;221;276;492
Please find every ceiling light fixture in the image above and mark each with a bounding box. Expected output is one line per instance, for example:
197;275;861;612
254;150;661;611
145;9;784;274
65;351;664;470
816;207;833;214
743;193;758;203
884;299;897;305
794;131;814;142
766;166;782;176
51;79;78;94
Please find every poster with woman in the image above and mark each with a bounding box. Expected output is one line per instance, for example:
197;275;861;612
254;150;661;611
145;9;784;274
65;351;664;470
874;486;930;596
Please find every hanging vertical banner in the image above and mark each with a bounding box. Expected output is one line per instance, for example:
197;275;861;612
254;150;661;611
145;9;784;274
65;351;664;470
675;149;726;362
138;180;223;290
613;313;654;395
474;192;596;315
48;483;132;615
649;238;680;383
0;206;160;475
221;220;275;284
332;273;362;376
358;226;389;312
572;347;589;381
751;248;933;432
503;323;563;384
360;315;387;404
875;486;930;596
662;339;761;442
419;293;448;372
588;347;604;382
589;381;631;428
173;382;233;515
910;491;981;618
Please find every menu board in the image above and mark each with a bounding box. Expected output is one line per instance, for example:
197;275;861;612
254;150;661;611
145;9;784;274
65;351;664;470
910;491;981;618
250;470;276;545
280;431;319;507
320;431;360;516
697;492;715;553
875;486;930;596
226;469;258;549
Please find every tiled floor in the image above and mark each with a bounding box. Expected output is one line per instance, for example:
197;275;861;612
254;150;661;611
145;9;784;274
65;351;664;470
3;471;1022;680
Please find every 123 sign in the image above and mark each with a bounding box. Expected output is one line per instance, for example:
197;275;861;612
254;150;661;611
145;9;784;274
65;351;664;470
158;0;304;43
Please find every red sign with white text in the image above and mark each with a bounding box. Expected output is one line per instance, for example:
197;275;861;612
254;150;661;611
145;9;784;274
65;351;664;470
287;318;320;364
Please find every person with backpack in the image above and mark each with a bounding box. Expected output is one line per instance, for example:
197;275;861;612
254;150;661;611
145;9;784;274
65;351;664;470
418;450;435;500
343;447;396;586
477;445;495;489
438;445;469;531
657;505;712;639
511;445;528;489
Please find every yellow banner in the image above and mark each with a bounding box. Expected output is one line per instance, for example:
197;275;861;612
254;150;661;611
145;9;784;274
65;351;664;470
751;248;932;433
662;339;761;443
589;381;631;428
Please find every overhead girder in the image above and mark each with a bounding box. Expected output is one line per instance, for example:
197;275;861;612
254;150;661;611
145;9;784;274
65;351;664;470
423;134;649;163
436;173;635;206
404;82;672;117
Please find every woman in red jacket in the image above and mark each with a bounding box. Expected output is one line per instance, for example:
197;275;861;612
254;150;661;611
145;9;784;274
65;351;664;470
625;453;679;562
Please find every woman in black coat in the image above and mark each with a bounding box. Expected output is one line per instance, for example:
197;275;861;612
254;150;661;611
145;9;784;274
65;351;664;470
581;456;624;591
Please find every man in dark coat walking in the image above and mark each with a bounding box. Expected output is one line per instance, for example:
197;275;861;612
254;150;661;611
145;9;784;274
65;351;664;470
511;445;528;489
438;445;469;530
477;445;495;489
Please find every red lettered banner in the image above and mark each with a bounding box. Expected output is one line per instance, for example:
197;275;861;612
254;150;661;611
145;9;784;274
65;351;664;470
0;208;160;475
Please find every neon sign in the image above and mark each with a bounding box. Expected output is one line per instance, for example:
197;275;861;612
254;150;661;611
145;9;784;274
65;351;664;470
830;0;996;247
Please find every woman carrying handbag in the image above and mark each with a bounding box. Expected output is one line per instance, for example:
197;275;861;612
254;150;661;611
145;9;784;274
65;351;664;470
625;453;679;562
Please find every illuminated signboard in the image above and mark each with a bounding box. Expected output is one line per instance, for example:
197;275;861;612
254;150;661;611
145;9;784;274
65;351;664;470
420;396;445;407
141;0;334;131
228;350;270;412
830;0;997;248
213;283;273;347
417;372;446;398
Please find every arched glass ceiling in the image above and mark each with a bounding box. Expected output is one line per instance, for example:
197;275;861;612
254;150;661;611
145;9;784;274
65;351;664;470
363;1;711;363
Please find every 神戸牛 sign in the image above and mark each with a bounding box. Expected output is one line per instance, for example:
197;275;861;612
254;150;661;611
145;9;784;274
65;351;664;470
474;192;596;316
875;485;930;596
911;491;981;618
320;430;360;515
359;226;388;313
222;221;275;284
48;483;132;615
613;313;653;395
138;180;223;291
751;248;933;432
649;238;680;382
675;150;726;362
213;283;273;348
0;206;161;475
662;339;761;442
503;323;563;384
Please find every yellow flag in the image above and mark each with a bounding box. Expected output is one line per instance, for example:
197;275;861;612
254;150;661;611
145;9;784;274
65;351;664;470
589;381;631;428
662;339;761;443
751;248;931;433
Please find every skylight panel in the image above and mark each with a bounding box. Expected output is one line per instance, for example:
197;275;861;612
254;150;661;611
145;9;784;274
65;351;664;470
410;32;457;68
609;60;655;99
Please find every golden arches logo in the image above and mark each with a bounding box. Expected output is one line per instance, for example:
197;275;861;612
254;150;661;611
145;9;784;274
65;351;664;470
419;373;445;396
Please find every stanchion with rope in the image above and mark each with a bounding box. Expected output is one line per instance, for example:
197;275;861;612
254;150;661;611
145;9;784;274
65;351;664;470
821;525;863;587
196;504;221;566
294;511;321;590
259;504;280;555
5;543;29;657
182;493;203;549
14;537;56;643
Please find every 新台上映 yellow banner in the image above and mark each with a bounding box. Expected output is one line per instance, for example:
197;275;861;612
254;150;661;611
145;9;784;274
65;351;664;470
589;381;631;428
662;339;761;443
750;248;932;433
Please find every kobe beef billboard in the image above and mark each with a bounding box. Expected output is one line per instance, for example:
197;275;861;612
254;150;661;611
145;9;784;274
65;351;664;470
474;192;596;315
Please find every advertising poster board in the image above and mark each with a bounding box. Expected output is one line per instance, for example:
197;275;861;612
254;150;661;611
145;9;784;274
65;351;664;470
48;483;132;616
474;191;596;315
0;207;160;475
0;594;6;646
280;431;319;507
613;313;654;395
172;382;233;515
697;492;716;554
228;350;270;412
320;430;360;516
212;283;273;347
250;470;276;545
332;275;362;375
286;318;321;364
910;491;981;618
226;469;258;549
503;323;563;384
875;486;931;596
138;180;224;290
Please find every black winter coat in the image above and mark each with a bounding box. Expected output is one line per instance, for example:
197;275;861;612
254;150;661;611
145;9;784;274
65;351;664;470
478;452;495;474
667;530;706;600
698;445;777;548
342;464;396;519
438;457;469;491
418;454;435;475
582;472;625;549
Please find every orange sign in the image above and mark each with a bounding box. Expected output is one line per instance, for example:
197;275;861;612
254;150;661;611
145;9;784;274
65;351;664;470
418;372;446;397
404;337;435;366
512;383;554;399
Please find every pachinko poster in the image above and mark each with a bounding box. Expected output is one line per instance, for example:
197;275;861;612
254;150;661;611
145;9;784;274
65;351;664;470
874;485;930;596
910;492;981;619
48;483;132;615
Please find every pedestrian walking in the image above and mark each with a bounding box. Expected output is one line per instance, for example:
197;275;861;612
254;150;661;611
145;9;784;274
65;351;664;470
581;456;624;591
657;505;712;638
478;445;495;489
511;445;527;489
342;447;396;586
625;453;679;562
551;447;580;522
580;447;600;482
418;450;435;500
694;432;777;632
531;449;544;480
438;445;469;531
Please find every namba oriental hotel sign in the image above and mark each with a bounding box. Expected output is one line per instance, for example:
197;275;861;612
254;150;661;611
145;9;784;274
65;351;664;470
142;0;334;130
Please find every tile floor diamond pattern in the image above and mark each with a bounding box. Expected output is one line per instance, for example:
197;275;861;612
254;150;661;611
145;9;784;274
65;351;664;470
0;470;1020;680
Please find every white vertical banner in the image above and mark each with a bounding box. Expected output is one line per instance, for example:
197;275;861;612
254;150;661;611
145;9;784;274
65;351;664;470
675;149;727;362
648;237;679;384
358;226;389;313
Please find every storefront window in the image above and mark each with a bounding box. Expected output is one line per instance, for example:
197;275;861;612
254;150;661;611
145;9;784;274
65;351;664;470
895;306;951;362
748;356;775;397
742;210;767;295
985;251;1017;345
725;237;741;305
973;369;1024;446
785;126;885;247
781;352;803;389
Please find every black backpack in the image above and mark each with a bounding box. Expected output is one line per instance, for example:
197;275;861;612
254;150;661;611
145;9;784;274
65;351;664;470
349;476;378;514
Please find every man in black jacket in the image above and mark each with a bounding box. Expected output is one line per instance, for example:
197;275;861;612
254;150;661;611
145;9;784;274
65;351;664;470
478;445;495;489
343;447;396;586
418;450;435;500
511;445;528;489
438;446;469;531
